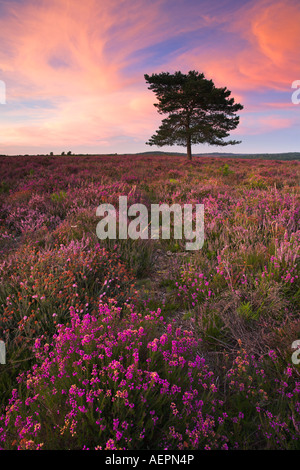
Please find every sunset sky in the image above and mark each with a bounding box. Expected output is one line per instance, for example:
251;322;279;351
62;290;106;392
0;0;299;155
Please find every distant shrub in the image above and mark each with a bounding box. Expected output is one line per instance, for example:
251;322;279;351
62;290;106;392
50;191;67;203
247;175;268;189
219;164;234;176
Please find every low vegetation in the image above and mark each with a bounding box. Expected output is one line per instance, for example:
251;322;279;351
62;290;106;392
0;153;299;449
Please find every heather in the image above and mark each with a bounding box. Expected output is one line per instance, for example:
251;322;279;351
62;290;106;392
0;153;299;450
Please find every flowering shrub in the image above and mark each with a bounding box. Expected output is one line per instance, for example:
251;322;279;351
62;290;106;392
0;238;136;363
176;266;214;308
0;302;222;450
0;303;299;450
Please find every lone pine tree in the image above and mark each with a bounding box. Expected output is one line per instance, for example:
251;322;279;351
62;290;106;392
144;70;243;160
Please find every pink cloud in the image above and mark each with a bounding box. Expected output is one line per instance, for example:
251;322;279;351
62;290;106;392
0;0;298;153
261;102;296;109
167;0;300;94
233;114;297;136
0;0;171;150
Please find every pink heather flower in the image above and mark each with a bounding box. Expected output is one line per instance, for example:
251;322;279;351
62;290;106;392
159;334;168;345
147;339;159;352
268;350;278;360
105;439;117;450
78;406;87;413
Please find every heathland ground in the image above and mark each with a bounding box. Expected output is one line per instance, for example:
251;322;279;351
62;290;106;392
0;153;299;450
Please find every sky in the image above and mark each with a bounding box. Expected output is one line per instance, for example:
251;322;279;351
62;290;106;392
0;0;299;156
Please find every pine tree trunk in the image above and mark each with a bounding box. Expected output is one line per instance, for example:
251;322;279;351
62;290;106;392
187;136;192;160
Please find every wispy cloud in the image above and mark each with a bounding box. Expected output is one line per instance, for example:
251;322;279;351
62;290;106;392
0;0;299;154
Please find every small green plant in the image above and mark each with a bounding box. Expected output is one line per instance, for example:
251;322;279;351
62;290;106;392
50;190;67;203
167;241;181;253
219;164;234;176
248;176;268;189
237;301;259;321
